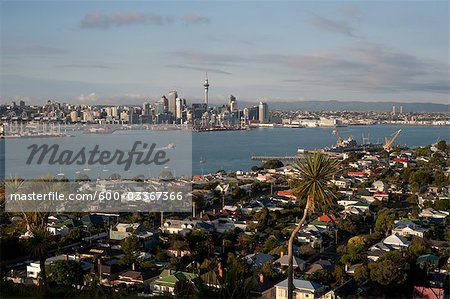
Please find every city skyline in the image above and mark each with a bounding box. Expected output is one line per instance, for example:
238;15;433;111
1;1;449;105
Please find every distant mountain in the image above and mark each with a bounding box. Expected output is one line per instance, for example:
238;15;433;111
237;100;450;112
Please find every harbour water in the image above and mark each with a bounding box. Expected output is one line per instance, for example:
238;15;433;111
1;124;449;178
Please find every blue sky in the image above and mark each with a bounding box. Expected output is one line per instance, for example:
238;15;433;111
1;1;449;105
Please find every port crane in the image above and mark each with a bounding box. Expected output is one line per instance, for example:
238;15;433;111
332;127;344;147
383;129;402;151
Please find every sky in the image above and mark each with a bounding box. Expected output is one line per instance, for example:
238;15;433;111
1;1;449;105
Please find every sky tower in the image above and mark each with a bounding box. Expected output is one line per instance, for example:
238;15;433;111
203;72;209;106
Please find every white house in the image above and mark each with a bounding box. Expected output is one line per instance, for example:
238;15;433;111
275;278;326;299
383;233;411;249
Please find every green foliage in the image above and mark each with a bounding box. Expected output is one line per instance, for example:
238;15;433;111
119;235;140;266
354;265;370;283
374;208;397;235
261;159;284;169
368;251;407;287
47;260;83;287
263;235;279;253
408;238;431;257
174;279;199;299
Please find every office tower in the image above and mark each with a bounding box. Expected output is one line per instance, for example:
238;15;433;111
204;73;209;106
159;96;168;113
168;91;177;115
227;95;236;109
400;106;403;114
258;101;269;123
392;105;396;115
176;98;183;120
248;106;259;121
142;102;150;115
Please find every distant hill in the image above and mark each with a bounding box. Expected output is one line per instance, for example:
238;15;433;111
238;100;450;112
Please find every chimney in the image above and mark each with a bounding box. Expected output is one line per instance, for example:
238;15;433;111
98;257;102;279
218;263;223;278
168;269;172;275
280;251;284;257
259;273;264;284
132;263;135;271
65;254;69;261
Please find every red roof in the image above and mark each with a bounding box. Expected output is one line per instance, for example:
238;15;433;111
413;286;444;299
193;175;203;181
277;190;296;198
348;171;366;177
317;214;337;223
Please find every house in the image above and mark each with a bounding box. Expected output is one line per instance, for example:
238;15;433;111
273;255;306;271
245;253;275;270
161;219;198;234
111;269;160;287
275;278;326;299
416;254;440;270
382;233;411;249
412;286;444;299
305;259;334;275
250;274;277;299
27;254;78;279
392;225;427;238
419;208;449;220
151;270;198;295
322;279;362;299
372;180;388;192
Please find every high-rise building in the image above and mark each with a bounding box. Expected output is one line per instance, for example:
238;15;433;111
227;95;236;109
168;91;177;115
392;105;396;115
142;102;150;115
176;98;183;120
204;73;209;106
400;106;403;114
258;101;269;123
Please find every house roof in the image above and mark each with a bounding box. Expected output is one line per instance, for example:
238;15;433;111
274;255;305;267
416;254;440;264
276;278;325;291
154;271;198;287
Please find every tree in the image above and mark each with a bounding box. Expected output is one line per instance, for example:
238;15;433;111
174;279;199;299
27;229;52;287
374;209;397;235
287;153;339;299
263;235;279;253
120;235;140;266
368;251;407;287
354;265;370;283
262;159;284;169
48;260;83;287
436;140;448;153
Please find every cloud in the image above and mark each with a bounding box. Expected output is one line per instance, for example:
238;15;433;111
311;14;355;37
166;64;232;75
182;14;210;24
80;11;166;29
279;42;449;94
76;92;99;102
56;64;113;69
2;44;69;55
80;11;210;29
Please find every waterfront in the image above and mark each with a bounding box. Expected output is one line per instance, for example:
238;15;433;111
1;124;448;179
192;124;450;174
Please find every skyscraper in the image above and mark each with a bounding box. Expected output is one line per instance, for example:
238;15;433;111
176;98;183;120
258;101;269;123
204;73;209;106
168;91;177;115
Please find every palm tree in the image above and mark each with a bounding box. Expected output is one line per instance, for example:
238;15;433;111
28;228;52;287
287;153;339;299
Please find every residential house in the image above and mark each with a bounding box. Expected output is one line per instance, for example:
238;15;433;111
275;278;326;299
273;255;306;271
151;270;198;295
